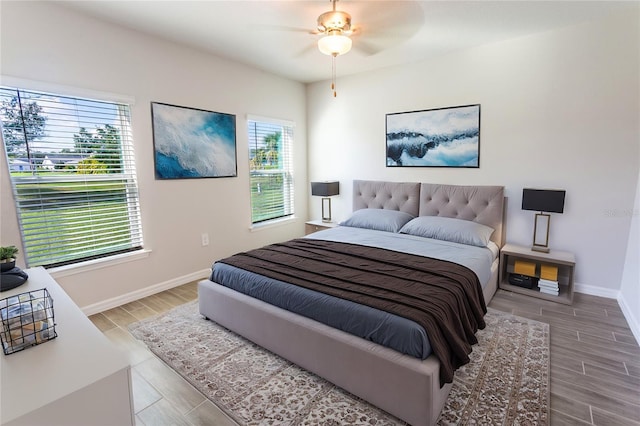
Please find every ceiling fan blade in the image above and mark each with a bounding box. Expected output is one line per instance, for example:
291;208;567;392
252;24;316;34
349;2;425;55
295;42;319;58
351;38;380;56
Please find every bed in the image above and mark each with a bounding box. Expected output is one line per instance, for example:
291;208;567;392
198;180;505;426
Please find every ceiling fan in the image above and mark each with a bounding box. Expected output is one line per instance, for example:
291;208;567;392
316;0;353;57
257;1;424;95
314;0;356;97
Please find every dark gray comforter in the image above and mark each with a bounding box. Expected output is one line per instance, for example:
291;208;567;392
210;227;495;362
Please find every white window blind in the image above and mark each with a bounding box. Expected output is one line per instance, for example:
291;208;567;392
248;117;294;224
0;86;143;268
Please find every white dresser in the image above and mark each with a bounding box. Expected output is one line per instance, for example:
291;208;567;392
0;267;134;426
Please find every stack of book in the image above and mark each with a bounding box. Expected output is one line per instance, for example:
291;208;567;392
538;264;560;296
538;279;559;295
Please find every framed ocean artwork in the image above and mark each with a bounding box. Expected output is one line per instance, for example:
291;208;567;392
385;104;480;168
151;102;237;179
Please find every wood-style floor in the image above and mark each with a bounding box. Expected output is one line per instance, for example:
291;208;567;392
89;283;640;425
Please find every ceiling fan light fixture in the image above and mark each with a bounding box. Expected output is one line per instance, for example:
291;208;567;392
317;10;352;33
318;33;352;56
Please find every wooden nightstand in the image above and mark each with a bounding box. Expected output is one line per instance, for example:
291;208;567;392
499;243;576;305
305;220;338;235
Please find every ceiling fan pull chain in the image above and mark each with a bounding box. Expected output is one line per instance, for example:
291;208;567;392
332;52;337;97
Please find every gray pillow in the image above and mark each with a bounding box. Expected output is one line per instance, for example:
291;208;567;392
340;209;415;233
399;216;494;247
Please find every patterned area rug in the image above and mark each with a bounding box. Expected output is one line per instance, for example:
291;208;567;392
129;302;549;425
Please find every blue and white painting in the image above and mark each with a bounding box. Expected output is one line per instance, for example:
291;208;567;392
386;104;480;168
151;102;237;179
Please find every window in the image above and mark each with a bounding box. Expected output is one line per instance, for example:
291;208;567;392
0;86;143;268
247;116;294;224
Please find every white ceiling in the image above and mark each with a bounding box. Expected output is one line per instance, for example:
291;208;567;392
59;1;635;84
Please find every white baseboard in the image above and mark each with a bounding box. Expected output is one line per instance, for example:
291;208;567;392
81;268;210;316
618;294;640;345
574;282;619;299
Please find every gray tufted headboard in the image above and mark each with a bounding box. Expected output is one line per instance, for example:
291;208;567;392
352;180;505;247
352;180;421;216
419;183;505;247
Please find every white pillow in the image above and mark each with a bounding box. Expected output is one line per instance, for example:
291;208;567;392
340;209;415;233
399;216;495;247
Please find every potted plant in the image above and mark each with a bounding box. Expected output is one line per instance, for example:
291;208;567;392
0;245;19;272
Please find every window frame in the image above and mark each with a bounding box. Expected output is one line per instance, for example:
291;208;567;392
0;80;144;268
247;115;295;226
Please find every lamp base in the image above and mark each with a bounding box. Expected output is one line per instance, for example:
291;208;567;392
321;197;332;223
531;212;551;254
531;246;550;253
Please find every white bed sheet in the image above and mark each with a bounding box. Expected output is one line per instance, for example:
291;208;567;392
305;226;497;286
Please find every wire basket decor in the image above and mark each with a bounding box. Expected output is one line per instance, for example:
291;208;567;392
0;288;57;355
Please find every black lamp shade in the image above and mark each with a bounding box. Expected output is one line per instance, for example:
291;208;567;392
311;181;339;197
522;188;565;213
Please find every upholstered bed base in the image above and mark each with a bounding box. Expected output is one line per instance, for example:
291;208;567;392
199;263;497;426
199;280;450;426
198;180;504;426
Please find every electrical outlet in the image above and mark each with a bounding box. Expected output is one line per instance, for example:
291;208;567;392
201;233;209;247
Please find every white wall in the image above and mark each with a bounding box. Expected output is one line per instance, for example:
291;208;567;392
307;11;639;298
0;2;308;309
619;171;640;343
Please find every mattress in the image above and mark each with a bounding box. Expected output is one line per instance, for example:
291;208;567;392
211;226;496;360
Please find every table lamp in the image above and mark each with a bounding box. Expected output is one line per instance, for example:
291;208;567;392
311;181;339;222
521;188;566;253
